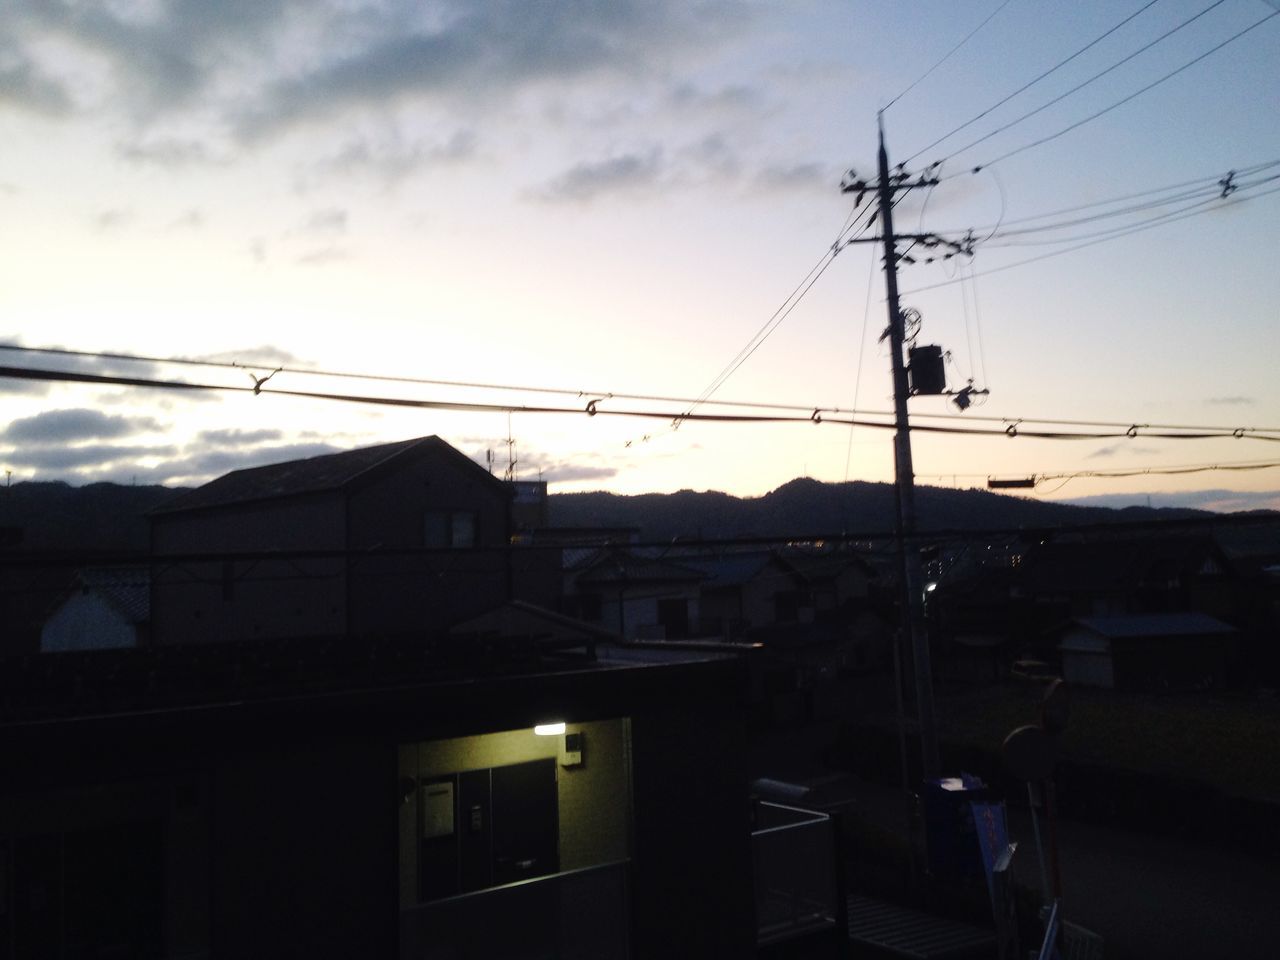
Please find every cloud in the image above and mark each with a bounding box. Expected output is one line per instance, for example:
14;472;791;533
93;208;133;230
3;443;178;472
1205;396;1254;406
117;136;223;168
753;162;831;193
542;463;619;483
235;2;747;142
168;208;205;229
2;408;161;445
0;56;74;115
195;428;285;447
306;128;478;185
1063;489;1280;513
191;345;305;368
1085;444;1161;460
300;208;348;234
538;149;665;203
296;245;351;265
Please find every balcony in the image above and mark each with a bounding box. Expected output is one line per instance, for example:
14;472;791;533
400;859;629;960
753;802;839;947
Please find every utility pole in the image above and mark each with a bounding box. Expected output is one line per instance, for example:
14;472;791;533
844;113;942;779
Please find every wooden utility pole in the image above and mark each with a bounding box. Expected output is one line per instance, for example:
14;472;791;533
842;113;942;779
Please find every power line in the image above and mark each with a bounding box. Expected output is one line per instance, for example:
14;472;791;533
934;158;1280;235
673;202;878;427
7;343;1280;435
5;363;1279;443
884;0;1019;110
899;180;1280;293
967;6;1280;172
903;0;1165;164
923;457;1280;482
982;171;1280;240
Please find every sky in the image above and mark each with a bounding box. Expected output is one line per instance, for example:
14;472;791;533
1;0;1278;509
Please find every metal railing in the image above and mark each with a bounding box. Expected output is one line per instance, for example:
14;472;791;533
752;801;838;946
400;859;629;960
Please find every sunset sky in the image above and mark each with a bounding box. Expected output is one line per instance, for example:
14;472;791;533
2;0;1278;508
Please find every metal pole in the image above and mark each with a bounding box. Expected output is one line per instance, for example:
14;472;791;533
875;113;940;779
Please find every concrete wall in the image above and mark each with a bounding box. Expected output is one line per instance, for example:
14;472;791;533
398;718;632;908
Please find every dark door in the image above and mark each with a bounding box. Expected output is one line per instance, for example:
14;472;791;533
491;759;559;886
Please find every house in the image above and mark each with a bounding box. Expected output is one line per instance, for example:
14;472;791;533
40;566;150;651
1015;535;1238;624
565;546;706;640
1057;612;1237;691
0;628;756;959
149;436;559;644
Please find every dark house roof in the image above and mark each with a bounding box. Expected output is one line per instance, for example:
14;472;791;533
152;436;503;515
69;567;151;625
574;548;706;587
1069;613;1236;640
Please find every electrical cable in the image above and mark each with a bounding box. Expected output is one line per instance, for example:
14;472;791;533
843;248;878;481
7;341;1280;434
900;180;1280;293
5;363;1280;442
942;159;1280;234
904;0;1165;164
673;202;878;428
884;0;1019;111
967;7;1280;173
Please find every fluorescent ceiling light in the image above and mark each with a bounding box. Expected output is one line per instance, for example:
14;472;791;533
534;722;566;736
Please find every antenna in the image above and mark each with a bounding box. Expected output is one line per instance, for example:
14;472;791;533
504;414;518;482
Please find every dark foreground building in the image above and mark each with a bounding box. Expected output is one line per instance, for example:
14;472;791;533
0;634;755;959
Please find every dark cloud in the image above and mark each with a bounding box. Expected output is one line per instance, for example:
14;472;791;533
539;149;664;203
236;2;744;142
668;82;760;113
156;442;341;484
307;129;477;185
191;345;305;368
2;408;162;445
195;428;286;447
3;443;178;472
753;162;831;193
1205;396;1254;406
93;208;133;230
1085;444;1161;460
0;57;74;115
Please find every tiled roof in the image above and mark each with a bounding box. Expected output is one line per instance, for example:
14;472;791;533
1072;613;1236;639
74;566;150;624
152;436;485;514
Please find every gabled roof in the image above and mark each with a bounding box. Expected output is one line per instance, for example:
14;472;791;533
56;566;150;625
573;548;706;586
152;436;501;515
680;552;780;588
1069;613;1236;639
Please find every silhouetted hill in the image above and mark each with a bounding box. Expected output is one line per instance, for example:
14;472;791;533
0;481;186;552
0;477;1249;554
548;478;1216;541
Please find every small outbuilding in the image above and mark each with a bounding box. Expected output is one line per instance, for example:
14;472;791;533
1057;612;1236;691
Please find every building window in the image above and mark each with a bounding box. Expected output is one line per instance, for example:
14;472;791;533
424;511;478;548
